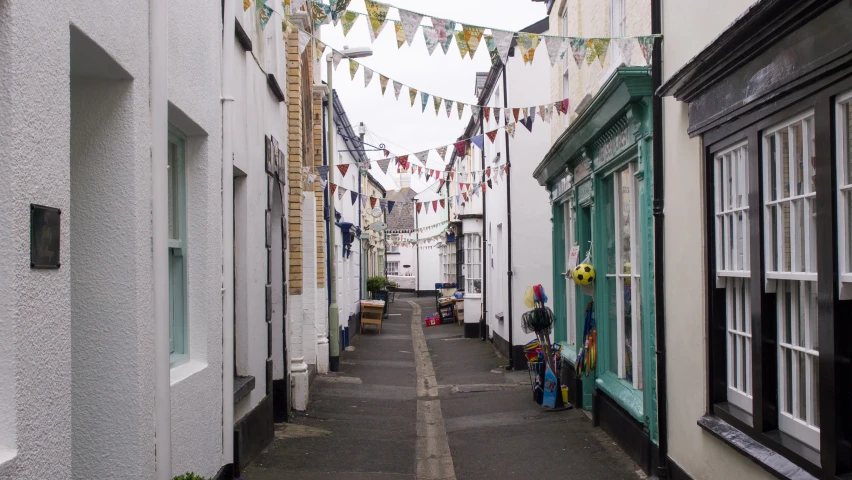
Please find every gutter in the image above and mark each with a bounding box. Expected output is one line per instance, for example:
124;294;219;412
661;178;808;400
651;0;668;477
503;66;515;369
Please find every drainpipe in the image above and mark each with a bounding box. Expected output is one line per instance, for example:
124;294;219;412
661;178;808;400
651;0;668;477
415;209;420;294
359;125;365;301
480;108;487;341
221;0;236;471
502;66;514;369
151;0;172;477
323;101;331;308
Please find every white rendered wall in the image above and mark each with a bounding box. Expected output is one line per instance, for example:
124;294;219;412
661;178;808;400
332;128;364;324
661;0;772;479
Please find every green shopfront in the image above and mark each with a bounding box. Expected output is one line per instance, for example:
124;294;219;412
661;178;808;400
533;67;657;472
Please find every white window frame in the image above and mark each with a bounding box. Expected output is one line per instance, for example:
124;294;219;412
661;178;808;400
441;242;457;285
835;90;852;299
762;112;820;450
563;199;577;347
610;0;626;37
714;142;753;412
465;234;482;295
606;164;642;390
387;261;399;276
168;126;188;366
387;243;399;253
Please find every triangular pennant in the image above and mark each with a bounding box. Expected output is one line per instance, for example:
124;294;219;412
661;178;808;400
399;9;423;46
311;2;330;31
454;30;469;59
585;39;598;65
421;26;441;56
316;165;329;181
349;59;359;80
330;183;338;195
590;38;611;65
470;135;484;151
370;197;377;208
351;191;358;205
393;20;406;49
337;164;350;177
516;32;541;65
431;19;456;55
379;75;389;95
259;2;273;30
341;10;359;36
409;87;417;107
376;158;391;174
432;200;438;213
393;80;403;100
539;105;547;122
513;108;520;123
484;34;500;66
332;50;344;70
463;25;485;58
363;66;373;87
545;37;570;67
471;105;480;119
244;0;251;11
440;199;445;209
615;37;634;65
420;91;429;113
457;102;465;120
570;37;588;67
363;0;390;42
416;202;422;214
396;155;409;170
360;194;368;209
298;30;311;54
384;158;395;176
485;167;492;179
453;140;467;156
331;0;352;23
436;146;448;161
506;123;515;138
484;107;491;123
414;151;429;164
494;108;501;123
487;179;493;189
314;40;326;63
491;29;514;64
433;96;442;116
445;99;453;118
387;201;395;214
562;98;570;115
337;186;345;201
486;130;498;143
638;36;655;65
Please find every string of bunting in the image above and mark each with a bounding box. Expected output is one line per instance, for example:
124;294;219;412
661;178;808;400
302;0;657;69
387;220;449;234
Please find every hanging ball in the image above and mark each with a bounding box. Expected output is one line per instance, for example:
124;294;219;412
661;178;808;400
572;263;596;286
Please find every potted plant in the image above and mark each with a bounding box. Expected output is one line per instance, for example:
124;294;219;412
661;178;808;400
473;279;482;294
367;276;389;301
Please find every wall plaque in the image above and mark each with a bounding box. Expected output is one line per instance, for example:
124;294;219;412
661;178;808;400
30;204;61;268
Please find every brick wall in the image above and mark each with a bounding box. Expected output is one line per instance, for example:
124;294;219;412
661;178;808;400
312;87;326;288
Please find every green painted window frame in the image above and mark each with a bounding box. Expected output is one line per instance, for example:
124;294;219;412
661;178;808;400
168;126;188;366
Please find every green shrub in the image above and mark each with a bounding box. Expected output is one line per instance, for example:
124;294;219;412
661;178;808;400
367;276;388;292
173;474;209;480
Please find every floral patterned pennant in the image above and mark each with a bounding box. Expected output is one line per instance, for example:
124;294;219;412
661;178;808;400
463;25;485;58
364;0;390;43
399;9;423;46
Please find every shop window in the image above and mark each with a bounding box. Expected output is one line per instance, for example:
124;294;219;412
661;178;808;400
563;199;577;347
465;234;482;294
388;261;399;276
607;165;641;389
836;91;852;298
714;142;753;412
441;243;457;285
168;126;188;365
762;112;820;449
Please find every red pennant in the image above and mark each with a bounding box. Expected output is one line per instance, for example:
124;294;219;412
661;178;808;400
330;183;337;195
486;167;492;179
416;202;422;214
453;140;467;156
370;197;377;208
432;200;438;212
418;166;423;175
561;98;569;115
504;164;510;174
440;199;445;209
337;164;350;177
513;108;520;122
463;192;469;201
484;107;491;123
486;130;498;143
480;182;486;191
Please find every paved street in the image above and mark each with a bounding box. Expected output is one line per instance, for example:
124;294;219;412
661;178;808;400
242;294;642;480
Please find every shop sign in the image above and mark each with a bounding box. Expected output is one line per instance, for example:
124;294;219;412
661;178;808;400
596;123;630;167
551;171;572;201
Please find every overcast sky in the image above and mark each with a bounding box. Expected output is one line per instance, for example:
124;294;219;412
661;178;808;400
318;0;548;193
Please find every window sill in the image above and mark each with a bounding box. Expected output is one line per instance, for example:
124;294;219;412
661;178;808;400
595;372;643;423
170;359;207;386
698;414;819;480
561;344;577;365
234;375;256;404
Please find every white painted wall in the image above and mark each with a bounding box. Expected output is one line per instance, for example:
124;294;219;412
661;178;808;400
661;0;773;478
332;128;364;326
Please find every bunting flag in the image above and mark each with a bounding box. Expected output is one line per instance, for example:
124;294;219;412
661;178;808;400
484;107;491;123
506;123;515;138
638;36;654;65
421;26;441;55
491;29;513;64
431;18;455;55
291;0;307;13
298;30;311;54
337;164;350;177
341;10;359;36
349;59;359;79
494;108;501;123
484;34;500;65
414;150;429;164
457;102;465;120
432;200;438;213
338;186;346;200
331;0;352;23
470;135;484;151
436;146;448;161
615;37;634;64
314;40;326;63
486;130;498;143
590;38;611;65
453;30;469;59
396;155;409;170
364;0;390;42
463;25;484;58
316;165;329;182
244;0;251;11
471;105;480;119
332;50;344;70
512;108;520;123
258;0;272;30
569;37;588;67
361;194;368;209
377;158;391;174
545;37;570;67
440;199;445;209
420;91;429;113
387;200;395;214
379;75;389;95
393;80;403;99
311;2;330;31
363;66;374;87
409;87;417;107
453;140;467;156
486;167;492;179
399;9;422;46
416;202;422;214
445;99;453;118
330;183;338;196
561;98;569;115
516;32;541;64
370;197;377;208
351;191;359;205
433;96;442;116
505;109;511;125
393;21;406;48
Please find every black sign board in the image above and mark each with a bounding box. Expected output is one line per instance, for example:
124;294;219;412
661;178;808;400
30;204;61;268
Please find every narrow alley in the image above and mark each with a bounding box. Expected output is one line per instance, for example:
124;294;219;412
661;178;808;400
241;294;641;480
